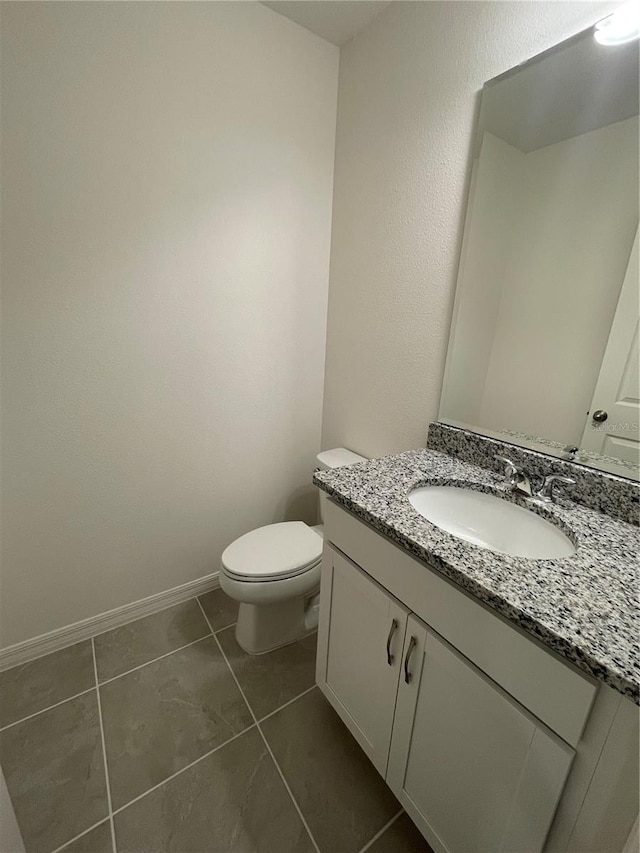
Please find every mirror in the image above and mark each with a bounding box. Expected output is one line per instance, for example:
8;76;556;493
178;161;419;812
439;22;639;479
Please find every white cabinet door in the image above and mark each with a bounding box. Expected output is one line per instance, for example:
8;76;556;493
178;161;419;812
316;546;409;776
387;616;575;853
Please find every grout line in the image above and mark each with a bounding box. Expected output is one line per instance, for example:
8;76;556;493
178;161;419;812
49;818;112;853
62;598;318;832
195;600;315;724
2;599;215;731
12;594;329;852
111;724;257;816
0;687;97;732
356;810;404;853
97;633;213;687
196;598;322;853
44;596;322;850
253;718;322;853
92;638;117;853
256;684;316;724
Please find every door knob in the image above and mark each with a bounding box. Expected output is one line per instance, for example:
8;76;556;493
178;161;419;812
592;410;608;423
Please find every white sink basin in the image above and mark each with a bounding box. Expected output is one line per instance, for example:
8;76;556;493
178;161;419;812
408;485;576;559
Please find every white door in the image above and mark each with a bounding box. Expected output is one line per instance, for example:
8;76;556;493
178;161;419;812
581;228;639;464
387;616;574;853
316;546;408;776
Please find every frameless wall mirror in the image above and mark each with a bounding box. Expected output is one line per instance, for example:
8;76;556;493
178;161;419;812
439;16;639;480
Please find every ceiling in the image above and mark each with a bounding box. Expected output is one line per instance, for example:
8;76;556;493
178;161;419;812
478;31;639;153
260;1;391;46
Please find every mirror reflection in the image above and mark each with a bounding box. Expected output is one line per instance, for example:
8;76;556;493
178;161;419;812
440;26;639;479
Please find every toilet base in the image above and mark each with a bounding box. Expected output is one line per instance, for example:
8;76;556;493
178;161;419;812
235;593;319;655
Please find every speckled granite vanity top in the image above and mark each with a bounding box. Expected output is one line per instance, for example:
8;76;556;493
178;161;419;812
314;449;640;704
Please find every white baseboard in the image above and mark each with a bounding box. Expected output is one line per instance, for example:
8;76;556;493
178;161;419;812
0;571;220;672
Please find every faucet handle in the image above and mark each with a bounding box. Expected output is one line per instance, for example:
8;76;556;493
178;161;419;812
494;454;519;478
494;455;534;497
494;455;523;489
495;454;518;471
537;474;576;503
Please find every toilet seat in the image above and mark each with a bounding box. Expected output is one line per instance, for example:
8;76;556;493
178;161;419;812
221;521;323;583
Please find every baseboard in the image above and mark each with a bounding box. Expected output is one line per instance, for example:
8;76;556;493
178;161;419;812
0;571;220;672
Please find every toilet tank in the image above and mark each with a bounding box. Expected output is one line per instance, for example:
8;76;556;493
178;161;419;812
315;448;367;524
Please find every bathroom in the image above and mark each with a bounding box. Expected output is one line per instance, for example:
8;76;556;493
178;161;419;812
0;1;638;851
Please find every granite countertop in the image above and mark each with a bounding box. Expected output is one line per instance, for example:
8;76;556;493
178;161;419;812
314;448;640;704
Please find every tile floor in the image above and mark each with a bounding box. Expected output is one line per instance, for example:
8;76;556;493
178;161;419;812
0;589;432;853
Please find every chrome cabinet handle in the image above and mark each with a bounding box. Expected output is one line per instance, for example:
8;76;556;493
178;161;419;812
386;619;398;665
404;636;417;684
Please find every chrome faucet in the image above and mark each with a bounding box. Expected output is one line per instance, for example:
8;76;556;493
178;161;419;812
534;474;576;504
494;455;533;497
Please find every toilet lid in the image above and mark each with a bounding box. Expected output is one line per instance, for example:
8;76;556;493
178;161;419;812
221;522;323;581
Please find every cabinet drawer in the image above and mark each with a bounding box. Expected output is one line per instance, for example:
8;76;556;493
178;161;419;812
324;499;597;747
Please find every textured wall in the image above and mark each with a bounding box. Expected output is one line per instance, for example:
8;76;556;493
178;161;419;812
321;0;619;458
1;2;338;647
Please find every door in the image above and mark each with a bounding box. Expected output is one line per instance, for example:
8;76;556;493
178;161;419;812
581;227;639;464
387;616;574;853
316;546;408;776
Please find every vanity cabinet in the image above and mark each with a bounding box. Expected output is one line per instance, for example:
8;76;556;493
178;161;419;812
317;544;574;853
316;499;639;853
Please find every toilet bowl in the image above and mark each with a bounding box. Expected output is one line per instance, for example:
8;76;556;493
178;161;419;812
219;448;367;654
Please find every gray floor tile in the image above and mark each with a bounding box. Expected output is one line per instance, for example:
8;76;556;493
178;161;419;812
114;727;314;853
198;587;238;631
261;687;400;853
367;813;434;853
100;636;252;810
0;641;95;729
0;691;108;853
58;820;114;853
217;627;317;719
94;600;210;682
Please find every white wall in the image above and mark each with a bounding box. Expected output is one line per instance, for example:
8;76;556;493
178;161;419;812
480;117;639;444
321;0;620;458
0;2;338;647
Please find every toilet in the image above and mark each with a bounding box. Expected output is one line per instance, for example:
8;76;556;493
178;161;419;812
219;448;367;654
